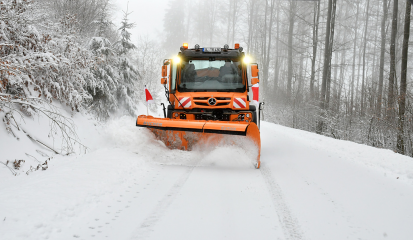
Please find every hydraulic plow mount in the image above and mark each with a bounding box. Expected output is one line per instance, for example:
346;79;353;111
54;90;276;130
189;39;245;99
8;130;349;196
136;43;263;168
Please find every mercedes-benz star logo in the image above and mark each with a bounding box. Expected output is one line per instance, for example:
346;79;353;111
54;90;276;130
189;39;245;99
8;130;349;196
208;98;217;106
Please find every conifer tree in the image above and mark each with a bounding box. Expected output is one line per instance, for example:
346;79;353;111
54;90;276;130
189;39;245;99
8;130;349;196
114;6;139;115
88;37;117;119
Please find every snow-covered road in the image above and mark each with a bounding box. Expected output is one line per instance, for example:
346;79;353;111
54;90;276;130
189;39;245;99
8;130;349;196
64;152;283;240
261;122;413;240
1;118;413;240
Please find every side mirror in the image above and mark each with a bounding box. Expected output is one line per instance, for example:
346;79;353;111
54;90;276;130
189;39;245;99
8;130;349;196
251;78;259;85
161;78;167;85
259;102;265;111
162;65;167;77
251;65;259;78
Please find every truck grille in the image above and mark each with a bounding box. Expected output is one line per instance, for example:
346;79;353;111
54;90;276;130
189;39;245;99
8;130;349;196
194;102;209;106
193;97;231;107
216;102;230;106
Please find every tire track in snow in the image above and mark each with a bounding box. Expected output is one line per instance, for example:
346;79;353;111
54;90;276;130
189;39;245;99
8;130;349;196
260;165;304;240
130;162;198;240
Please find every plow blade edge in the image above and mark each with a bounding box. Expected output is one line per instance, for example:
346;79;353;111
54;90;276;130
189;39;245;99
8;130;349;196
136;115;261;168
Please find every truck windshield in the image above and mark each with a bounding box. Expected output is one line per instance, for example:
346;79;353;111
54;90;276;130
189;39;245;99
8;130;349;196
177;59;245;92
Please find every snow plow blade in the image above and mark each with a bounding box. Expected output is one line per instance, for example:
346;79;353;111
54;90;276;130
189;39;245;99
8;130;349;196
136;115;261;168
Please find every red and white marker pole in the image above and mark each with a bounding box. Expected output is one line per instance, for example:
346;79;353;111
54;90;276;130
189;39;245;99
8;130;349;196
145;85;154;115
252;83;259;106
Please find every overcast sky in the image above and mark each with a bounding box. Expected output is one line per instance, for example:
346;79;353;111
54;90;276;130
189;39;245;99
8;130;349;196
114;0;169;42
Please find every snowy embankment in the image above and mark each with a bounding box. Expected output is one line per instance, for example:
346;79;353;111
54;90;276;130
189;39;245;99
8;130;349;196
1;114;413;240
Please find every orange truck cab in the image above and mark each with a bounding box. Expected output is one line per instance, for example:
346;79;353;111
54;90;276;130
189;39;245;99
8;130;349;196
162;43;260;125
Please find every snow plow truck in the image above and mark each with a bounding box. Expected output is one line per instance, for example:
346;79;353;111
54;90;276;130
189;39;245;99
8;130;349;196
136;43;263;168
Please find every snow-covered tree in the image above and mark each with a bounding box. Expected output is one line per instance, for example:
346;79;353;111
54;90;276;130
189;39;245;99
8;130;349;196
113;7;139;116
88;37;117;119
87;6;141;119
0;0;88;153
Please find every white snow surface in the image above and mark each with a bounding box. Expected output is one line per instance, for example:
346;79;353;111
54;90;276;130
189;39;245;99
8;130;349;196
1;114;413;240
